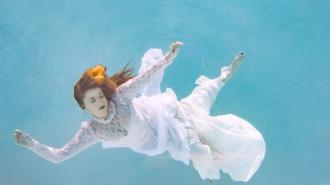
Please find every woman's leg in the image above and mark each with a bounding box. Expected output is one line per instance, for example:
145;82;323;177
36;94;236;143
179;52;244;114
177;53;244;180
175;73;224;179
179;74;224;114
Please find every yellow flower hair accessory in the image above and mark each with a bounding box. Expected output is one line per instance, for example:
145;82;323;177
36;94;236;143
87;64;106;83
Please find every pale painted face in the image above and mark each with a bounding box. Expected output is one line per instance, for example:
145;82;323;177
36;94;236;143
83;87;109;120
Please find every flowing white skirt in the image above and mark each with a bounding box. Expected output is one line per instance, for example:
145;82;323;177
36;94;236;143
134;49;266;181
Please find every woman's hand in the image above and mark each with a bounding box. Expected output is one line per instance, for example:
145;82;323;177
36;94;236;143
165;41;184;61
13;129;34;148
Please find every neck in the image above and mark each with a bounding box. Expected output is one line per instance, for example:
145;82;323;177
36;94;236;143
94;112;109;121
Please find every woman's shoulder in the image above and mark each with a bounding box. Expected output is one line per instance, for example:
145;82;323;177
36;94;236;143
80;121;91;128
80;121;97;135
111;89;134;108
72;120;100;140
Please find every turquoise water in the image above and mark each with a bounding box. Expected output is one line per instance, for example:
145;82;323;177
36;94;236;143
1;1;329;185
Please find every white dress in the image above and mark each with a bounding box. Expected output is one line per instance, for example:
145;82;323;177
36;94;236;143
28;49;266;182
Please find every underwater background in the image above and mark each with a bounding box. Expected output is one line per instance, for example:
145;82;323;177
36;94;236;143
1;0;329;185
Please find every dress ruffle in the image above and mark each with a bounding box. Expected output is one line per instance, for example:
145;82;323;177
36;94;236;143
178;73;266;181
129;49;194;164
131;87;192;165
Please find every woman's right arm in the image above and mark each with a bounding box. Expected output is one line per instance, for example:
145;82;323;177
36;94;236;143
13;121;99;164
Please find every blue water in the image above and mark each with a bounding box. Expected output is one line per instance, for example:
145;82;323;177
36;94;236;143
1;1;329;185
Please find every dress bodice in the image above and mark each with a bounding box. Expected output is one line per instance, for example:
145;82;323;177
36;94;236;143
88;48;175;148
90;96;131;141
90;94;157;150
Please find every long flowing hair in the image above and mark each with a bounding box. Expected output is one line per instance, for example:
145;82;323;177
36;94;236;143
74;63;135;109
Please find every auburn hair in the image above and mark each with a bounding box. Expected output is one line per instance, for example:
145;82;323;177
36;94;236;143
74;63;135;109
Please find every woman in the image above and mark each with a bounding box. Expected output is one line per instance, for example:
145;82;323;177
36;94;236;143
14;42;266;182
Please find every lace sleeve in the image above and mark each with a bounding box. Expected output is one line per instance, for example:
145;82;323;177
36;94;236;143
29;121;99;164
115;44;181;101
116;53;172;100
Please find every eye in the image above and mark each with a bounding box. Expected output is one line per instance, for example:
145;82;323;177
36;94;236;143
90;98;96;103
99;95;104;99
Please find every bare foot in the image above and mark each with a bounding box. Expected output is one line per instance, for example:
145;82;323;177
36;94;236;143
165;41;184;61
219;52;244;82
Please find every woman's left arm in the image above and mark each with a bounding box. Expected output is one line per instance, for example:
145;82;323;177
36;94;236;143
115;42;183;100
